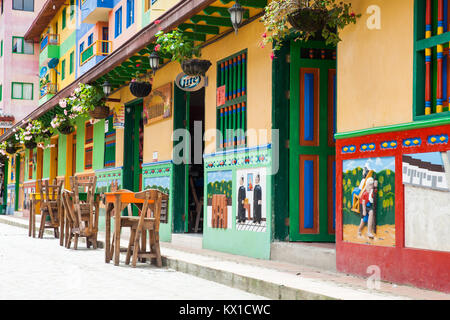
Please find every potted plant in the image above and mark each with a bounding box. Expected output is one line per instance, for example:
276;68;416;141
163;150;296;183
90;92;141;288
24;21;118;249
18;120;44;149
68;83;110;120
261;0;360;51
129;70;153;98
5;134;20;154
155;29;212;76
51;113;75;135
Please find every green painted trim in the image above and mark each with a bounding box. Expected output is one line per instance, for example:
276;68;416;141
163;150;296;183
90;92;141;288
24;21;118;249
12;36;34;55
39;44;60;66
1;161;8;214
93;119;105;170
14;154;20;211
59;32;77;57
335;117;450;140
11;82;34;100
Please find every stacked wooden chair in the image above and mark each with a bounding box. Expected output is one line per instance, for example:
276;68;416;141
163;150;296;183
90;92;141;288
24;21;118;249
124;189;167;268
38;179;64;239
61;176;99;250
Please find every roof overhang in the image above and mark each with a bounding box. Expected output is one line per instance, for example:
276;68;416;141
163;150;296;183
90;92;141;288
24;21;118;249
24;0;68;42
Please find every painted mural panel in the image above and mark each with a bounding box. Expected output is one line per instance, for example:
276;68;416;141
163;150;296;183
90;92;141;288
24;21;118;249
143;176;170;224
206;170;232;230
342;157;395;246
236;167;267;232
403;151;450;252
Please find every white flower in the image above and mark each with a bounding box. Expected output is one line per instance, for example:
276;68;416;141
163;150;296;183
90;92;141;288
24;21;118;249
59;99;67;109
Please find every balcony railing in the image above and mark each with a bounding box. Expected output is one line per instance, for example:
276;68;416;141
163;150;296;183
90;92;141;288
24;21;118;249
40;83;58;98
40;34;59;52
80;40;112;66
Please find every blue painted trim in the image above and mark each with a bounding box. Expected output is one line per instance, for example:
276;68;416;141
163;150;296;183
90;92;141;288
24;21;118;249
142;160;173;167
203;144;272;159
303;160;314;229
304;72;314;141
95;166;123;173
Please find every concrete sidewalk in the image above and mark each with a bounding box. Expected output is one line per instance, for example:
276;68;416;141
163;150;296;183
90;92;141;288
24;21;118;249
1;214;449;300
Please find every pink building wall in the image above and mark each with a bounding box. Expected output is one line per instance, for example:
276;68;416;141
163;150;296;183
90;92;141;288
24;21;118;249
0;0;45;122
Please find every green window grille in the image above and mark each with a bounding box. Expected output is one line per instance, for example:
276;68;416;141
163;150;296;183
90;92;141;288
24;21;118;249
61;59;66;80
62;7;67;29
216;50;247;149
414;0;450;119
70;51;74;74
104;115;116;168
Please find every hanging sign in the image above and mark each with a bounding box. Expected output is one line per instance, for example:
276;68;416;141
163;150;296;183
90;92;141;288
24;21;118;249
175;73;207;92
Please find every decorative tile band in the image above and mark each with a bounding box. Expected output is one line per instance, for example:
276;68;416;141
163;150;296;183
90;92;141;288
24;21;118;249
205;148;271;169
360;143;376;152
380;140;398;150
341;145;356;154
403;138;422;147
427;134;448;145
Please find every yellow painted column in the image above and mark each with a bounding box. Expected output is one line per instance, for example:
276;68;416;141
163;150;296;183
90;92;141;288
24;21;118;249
65;133;74;190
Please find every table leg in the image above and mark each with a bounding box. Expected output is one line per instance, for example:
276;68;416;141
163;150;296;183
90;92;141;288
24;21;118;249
114;195;121;266
28;200;32;237
105;202;113;263
59;206;65;246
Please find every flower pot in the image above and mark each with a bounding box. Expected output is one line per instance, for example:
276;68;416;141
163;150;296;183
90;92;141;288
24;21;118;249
59;123;75;135
42;130;53;139
6;146;18;154
181;59;212;76
287;7;329;33
89;106;110;119
24;140;37;149
129;81;152;98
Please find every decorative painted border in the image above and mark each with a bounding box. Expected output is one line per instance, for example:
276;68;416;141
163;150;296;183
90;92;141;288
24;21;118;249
204;145;272;170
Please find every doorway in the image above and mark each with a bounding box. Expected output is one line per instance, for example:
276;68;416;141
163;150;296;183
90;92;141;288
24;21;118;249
123;100;144;215
289;40;337;242
172;86;205;234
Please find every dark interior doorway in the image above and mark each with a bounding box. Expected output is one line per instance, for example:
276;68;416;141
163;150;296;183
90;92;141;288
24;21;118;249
187;88;205;233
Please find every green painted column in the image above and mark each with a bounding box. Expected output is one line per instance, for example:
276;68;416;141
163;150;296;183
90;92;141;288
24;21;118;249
1;160;8;215
14;154;20;212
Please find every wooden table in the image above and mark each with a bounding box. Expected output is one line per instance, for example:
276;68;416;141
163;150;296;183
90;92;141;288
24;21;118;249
104;190;154;266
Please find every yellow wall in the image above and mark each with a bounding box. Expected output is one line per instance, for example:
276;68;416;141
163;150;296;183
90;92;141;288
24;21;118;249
337;0;414;133
150;0;180;22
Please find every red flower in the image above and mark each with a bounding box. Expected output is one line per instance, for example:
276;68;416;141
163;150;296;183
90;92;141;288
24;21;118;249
154;44;161;52
350;12;355;17
270;52;275;60
154;20;161;25
262;32;267;38
136;64;141;68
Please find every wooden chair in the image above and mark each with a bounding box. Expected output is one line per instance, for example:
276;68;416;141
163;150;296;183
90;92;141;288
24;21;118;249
125;189;167;268
61;176;99;249
38;179;64;239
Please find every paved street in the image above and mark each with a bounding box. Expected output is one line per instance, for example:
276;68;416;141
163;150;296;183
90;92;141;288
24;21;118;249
0;224;266;300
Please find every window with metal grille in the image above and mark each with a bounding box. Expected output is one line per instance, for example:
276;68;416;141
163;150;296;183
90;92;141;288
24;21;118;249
84;122;94;170
216;50;247;149
104;114;116;168
414;0;450;119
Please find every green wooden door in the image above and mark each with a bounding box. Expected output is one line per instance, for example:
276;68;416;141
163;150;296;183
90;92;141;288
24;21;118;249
289;40;336;242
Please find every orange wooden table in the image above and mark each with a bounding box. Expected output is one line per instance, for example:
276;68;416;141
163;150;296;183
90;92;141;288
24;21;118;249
104;190;154;266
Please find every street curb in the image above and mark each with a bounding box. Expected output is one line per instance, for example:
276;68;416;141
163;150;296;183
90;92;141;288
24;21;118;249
0;217;336;300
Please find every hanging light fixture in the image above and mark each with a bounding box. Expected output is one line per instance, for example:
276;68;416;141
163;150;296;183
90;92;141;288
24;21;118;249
149;51;160;71
229;1;245;35
102;80;112;96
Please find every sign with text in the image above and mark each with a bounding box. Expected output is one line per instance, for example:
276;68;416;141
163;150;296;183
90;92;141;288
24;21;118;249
175;73;206;92
217;85;226;106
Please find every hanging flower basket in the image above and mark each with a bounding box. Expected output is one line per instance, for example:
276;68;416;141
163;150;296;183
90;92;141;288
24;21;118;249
181;59;212;76
89;105;110;119
59;122;75;135
287;7;329;33
6;146;19;154
24;140;37;149
42;130;53;139
129;81;152;98
0;155;8;163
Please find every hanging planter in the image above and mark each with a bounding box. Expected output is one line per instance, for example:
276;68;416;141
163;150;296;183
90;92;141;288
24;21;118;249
42;130;53;139
89;105;111;119
0;154;8;163
129;81;152;98
6;145;19;154
181;59;212;76
287;7;328;33
24;140;38;149
59;122;75;135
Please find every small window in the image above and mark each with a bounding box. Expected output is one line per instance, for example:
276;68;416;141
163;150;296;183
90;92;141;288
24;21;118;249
13;0;34;12
12;82;33;100
61;59;66;80
126;0;134;28
87;33;93;46
79;42;84;54
438;176;443;182
62;7;67;29
12;37;33;54
69;51;74;74
115;7;123;38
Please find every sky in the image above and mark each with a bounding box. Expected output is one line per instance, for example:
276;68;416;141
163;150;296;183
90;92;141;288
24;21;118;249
207;170;233;183
405;152;444;166
343;156;396;173
144;176;170;189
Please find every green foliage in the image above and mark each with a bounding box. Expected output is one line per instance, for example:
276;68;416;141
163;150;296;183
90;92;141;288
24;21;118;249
154;30;201;63
261;0;361;51
207;179;232;200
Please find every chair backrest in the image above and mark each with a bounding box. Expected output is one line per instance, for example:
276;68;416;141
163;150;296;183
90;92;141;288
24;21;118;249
135;189;166;232
69;176;98;233
37;179;64;224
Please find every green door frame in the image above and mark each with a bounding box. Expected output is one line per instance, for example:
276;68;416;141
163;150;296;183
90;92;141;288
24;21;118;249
172;85;188;233
1;160;8;215
123;99;143;215
14;154;20;211
289;40;336;242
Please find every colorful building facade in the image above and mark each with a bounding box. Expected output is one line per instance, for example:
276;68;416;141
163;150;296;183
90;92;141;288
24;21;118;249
0;0;449;294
